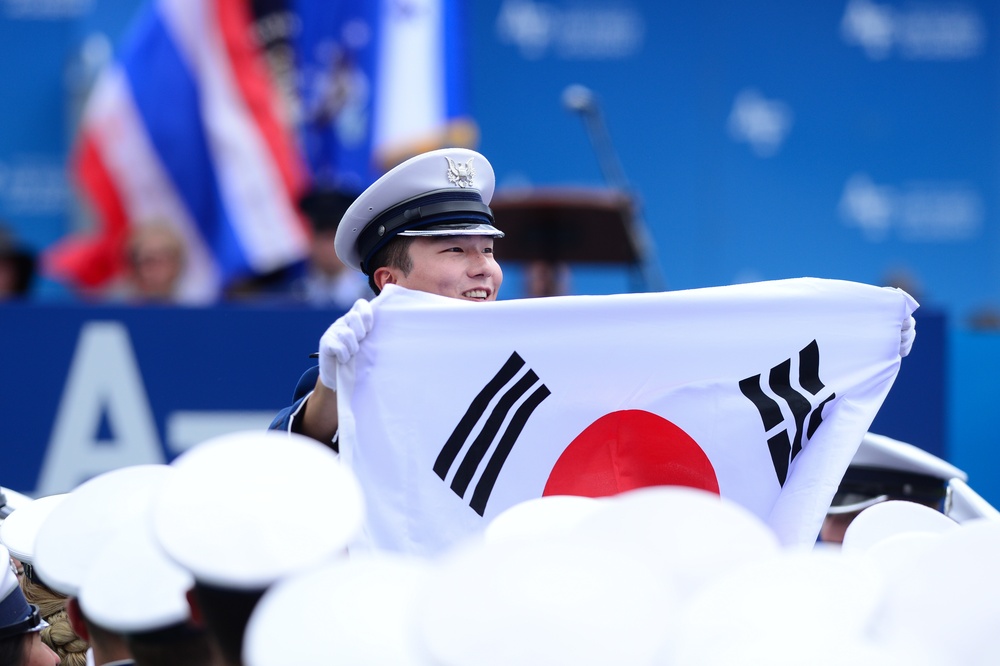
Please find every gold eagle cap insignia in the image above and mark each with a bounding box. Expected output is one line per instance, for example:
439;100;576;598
445;157;475;188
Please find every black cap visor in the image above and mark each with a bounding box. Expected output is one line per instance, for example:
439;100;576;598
357;189;497;274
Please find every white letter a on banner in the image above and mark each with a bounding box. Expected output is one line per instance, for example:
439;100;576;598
36;321;165;495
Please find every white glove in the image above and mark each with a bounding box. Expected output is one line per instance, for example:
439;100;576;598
318;298;374;389
900;314;916;357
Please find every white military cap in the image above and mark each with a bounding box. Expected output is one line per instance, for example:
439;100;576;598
484;495;604;545
828;432;967;515
840;499;960;555
33;465;172;597
243;554;431;666
335;147;504;274
78;516;194;635
152;430;364;591
414;532;675;666
0;493;68;565
0;544;46;640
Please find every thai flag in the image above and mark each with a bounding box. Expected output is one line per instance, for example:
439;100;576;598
47;0;311;303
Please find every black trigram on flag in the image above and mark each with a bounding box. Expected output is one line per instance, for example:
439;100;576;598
434;352;551;516
739;340;836;486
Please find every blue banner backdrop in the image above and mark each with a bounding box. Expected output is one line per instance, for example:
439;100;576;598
0;303;338;495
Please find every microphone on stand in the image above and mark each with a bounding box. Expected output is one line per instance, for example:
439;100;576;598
561;83;596;114
561;84;629;191
562;84;666;292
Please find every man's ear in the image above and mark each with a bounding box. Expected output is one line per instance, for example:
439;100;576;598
185;588;205;628
373;267;396;291
65;597;90;641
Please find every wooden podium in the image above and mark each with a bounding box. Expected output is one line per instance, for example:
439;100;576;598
488;187;643;265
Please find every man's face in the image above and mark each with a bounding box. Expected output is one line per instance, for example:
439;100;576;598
392;235;502;301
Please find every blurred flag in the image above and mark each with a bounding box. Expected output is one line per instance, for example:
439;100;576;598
48;0;310;303
337;279;918;556
294;0;478;191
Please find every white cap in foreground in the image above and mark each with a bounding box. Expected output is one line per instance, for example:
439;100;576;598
33;465;172;597
152;430;365;590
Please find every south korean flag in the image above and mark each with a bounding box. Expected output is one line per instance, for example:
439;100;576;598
337;279;916;556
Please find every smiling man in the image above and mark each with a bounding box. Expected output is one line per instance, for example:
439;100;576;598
271;147;505;447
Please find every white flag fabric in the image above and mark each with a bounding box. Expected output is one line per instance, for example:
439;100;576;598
337;278;917;556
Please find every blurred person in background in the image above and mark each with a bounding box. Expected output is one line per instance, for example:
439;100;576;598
523;259;570;297
820;432;966;544
20;573;88;666
151;431;364;666
222;189;374;305
109;222;187;305
31;465;186;666
76;519;214;666
0;223;36;301
286;187;372;308
0;492;88;665
0;546;59;666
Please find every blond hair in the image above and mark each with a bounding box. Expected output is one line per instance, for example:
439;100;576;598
21;575;89;666
41;610;88;666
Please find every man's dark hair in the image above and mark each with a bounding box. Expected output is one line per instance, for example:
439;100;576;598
366;236;414;295
298;189;358;233
190;583;265;666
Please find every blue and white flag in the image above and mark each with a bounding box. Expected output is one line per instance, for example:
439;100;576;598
295;0;477;190
337;279;918;556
